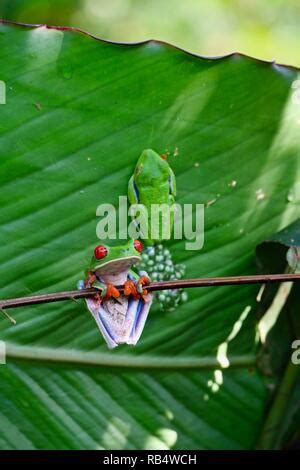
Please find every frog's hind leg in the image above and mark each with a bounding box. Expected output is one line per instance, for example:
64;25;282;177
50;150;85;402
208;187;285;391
126;295;153;345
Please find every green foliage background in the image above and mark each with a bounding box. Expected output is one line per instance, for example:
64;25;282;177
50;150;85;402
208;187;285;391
0;2;300;451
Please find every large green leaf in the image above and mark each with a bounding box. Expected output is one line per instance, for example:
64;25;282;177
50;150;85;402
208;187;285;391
0;21;300;450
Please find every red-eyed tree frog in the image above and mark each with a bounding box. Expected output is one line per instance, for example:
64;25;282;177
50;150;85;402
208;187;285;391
128;148;176;244
79;238;152;349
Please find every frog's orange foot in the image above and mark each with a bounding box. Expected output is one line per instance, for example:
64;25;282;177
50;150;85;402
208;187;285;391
124;280;139;299
137;275;150;296
124;276;151;301
137;275;151;302
103;283;120;301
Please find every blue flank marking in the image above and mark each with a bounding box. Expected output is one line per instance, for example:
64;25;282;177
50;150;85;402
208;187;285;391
131;298;144;334
168;175;173;194
133;180;140;201
97;311;115;342
128;272;135;281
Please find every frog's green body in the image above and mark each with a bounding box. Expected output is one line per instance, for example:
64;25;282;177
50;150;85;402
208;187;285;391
128;149;176;244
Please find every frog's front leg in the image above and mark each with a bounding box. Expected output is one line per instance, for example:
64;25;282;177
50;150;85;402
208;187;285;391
85;271;120;301
93;280;120;302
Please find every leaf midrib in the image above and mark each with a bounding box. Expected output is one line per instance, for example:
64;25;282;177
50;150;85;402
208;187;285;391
4;343;255;369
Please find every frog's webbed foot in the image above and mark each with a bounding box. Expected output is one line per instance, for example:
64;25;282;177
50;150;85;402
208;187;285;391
103;283;120;301
136;275;150;295
124;275;151;301
124;280;138;299
93;282;120;302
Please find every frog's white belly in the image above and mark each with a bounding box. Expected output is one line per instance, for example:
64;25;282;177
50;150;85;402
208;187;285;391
102;295;131;338
97;269;129;286
84;275;152;348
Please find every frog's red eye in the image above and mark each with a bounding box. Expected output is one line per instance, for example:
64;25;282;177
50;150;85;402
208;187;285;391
94;245;108;259
134;239;143;253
